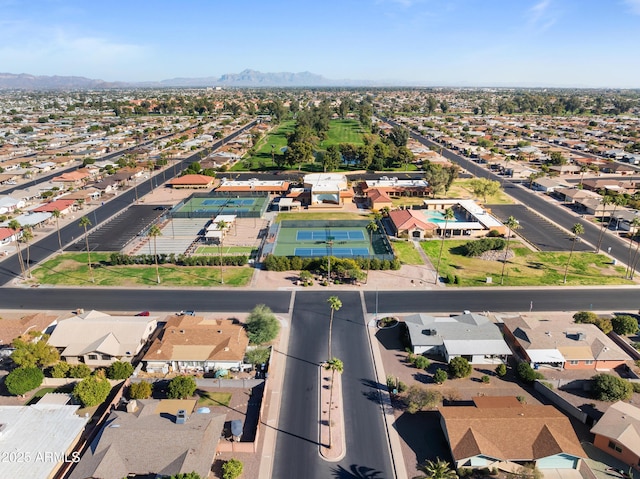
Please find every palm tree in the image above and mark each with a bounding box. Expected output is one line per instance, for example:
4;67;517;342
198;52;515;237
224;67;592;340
417;458;458;479
52;208;63;252
578;164;589;188
324;357;344;450
8;219;25;279
630;223;640;280
21;227;33;279
216;220;229;285
626;218;640;279
596;195;612;253
563;223;585;284
365;220;379;284
434;208;455;285
610;195;628;233
500;216;521;285
327;296;342;360
79;216;94;283
148;224;162;284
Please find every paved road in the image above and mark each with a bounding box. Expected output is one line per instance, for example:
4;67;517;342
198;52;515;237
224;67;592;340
273;291;394;479
383;118;636;267
0;120;258;286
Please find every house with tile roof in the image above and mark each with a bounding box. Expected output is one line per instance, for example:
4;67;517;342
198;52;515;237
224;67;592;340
366;188;394;210
590;401;640;471
32;198;75;215
0;312;58;350
47;310;157;367
68;399;225;479
143;315;249;374
440;396;585;472
388;208;437;239
404;313;511;364
168;174;216;189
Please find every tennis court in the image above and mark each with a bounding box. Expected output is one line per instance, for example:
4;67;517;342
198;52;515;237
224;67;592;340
295;247;370;257
296;230;365;241
202;198;255;207
173;193;269;219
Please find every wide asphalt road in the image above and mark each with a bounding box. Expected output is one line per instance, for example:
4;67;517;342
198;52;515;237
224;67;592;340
273;291;394;479
0;120;258;286
384;118;636;267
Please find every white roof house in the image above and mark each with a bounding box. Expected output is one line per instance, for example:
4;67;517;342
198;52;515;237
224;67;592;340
0;211;52;228
303;173;348;205
404;313;511;364
0;404;89;479
47;310;157;367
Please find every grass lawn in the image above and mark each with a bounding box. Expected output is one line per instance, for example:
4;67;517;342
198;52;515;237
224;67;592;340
194;246;256;255
275;212;370;222
322;119;365;148
421;240;634;286
446;179;514;205
392;241;424;265
197;391;232;407
231;120;295;171
32;253;253;287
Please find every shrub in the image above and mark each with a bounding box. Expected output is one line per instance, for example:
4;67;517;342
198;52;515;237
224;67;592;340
573;311;599;324
107;361;134;380
611;315;639;335
404;385;442;413
540;381;554;390
69;364;92;378
73;373;111;407
222;458;243;479
448;357;472;378
386;375;396;391
50;361;70;378
245;346;271;365
5;366;44;395
487;229;502;237
517;362;544;383
495;363;507;377
397;381;408;393
129;381;153;399
481;375;490;383
168;375;197;399
413;355;430;370
246;304;280;345
461;238;506;257
631;382;640;394
434;369;448;384
592;373;633;401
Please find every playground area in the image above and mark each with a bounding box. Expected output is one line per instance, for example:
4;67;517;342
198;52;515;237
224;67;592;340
271;220;394;259
172;192;269;219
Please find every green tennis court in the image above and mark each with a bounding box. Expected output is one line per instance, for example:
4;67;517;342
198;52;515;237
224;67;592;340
173;193;269;218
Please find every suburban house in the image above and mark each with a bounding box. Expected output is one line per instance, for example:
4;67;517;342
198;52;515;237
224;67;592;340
590;401;640;471
440;396;585;472
143;315;249;374
0;227;19;247
501;314;629;370
47;310;158;367
168;174;216;189
68;399;226;479
421;200;506;236
531;177;570;193
0;312;58;352
0;212;52;229
404;313;511;364
51;169;91;187
388;209;437;239
366;188;394;210
361;177;431;198
32;198;76;215
0;404;89;479
0;196;25;215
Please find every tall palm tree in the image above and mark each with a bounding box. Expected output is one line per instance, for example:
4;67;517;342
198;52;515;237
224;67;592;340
148;224;162;284
626;218;640;279
610;195;628;233
79;216;94;283
418;458;458;479
578;164;589;188
324;357;344;450
563;223;585;284
327;296;342;360
596;195;612;253
500;216;521;285
52;208;63;252
8;219;25;279
365;220;379;284
434;208;455;285
630;224;640;280
21;227;33;279
216;220;229;285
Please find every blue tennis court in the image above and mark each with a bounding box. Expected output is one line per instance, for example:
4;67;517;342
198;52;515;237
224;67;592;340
294;247;371;257
296;230;366;241
202;199;255;206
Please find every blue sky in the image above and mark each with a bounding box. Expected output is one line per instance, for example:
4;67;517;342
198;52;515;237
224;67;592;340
1;0;639;87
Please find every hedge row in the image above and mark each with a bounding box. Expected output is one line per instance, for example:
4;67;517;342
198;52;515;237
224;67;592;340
109;252;247;267
264;254;400;272
462;238;506;257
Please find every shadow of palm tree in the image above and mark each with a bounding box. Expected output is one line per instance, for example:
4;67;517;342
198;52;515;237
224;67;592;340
331;464;384;479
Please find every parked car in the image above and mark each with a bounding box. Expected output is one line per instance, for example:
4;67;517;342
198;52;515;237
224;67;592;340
177;310;195;316
136;311;150;316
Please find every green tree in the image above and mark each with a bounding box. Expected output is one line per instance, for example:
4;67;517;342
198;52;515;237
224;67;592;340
73;373;111;407
388;125;409;147
245;346;271;365
327;296;342;360
5;366;44;395
21;226;33;279
50;361;70;378
448;356;472;378
148;224;162;284
246;304;280;345
325;357;344;449
417;458;458;479
11;336;59;368
216;220;229;284
500;216;521;285
170;472;202;479
129;381;153;399
322;144;341;172
433;369;448;384
79;216;94;283
563;223;584;284
413;355;430;370
8;219;25;279
596;195;612;253
107;361;134;380
548;151;566;165
52;208;63;252
222;458;244;479
517;362;544;383
404;385;442;413
168;375;197;399
495;363;507;377
365;220;378;283
592;373;633;401
469;178;500;204
69;363;92;378
424;163;448;197
611;315;639;335
434;208;455;285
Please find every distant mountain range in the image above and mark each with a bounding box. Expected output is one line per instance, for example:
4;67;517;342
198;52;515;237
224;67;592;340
0;69;367;90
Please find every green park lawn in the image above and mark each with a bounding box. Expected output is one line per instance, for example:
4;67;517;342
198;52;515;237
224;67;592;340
446;179;514;205
421;240;634;286
322;119;365;148
197;391;232;407
231;120;295;171
392;241;424;265
194;245;256;256
275;211;370;222
32;253;253;287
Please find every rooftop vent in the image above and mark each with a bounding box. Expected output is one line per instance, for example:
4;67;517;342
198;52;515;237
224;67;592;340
577;332;586;341
176;409;187;425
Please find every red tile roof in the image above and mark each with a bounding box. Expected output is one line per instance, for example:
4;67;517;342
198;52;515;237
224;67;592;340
32;199;76;213
169;174;215;186
389;209;436;232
